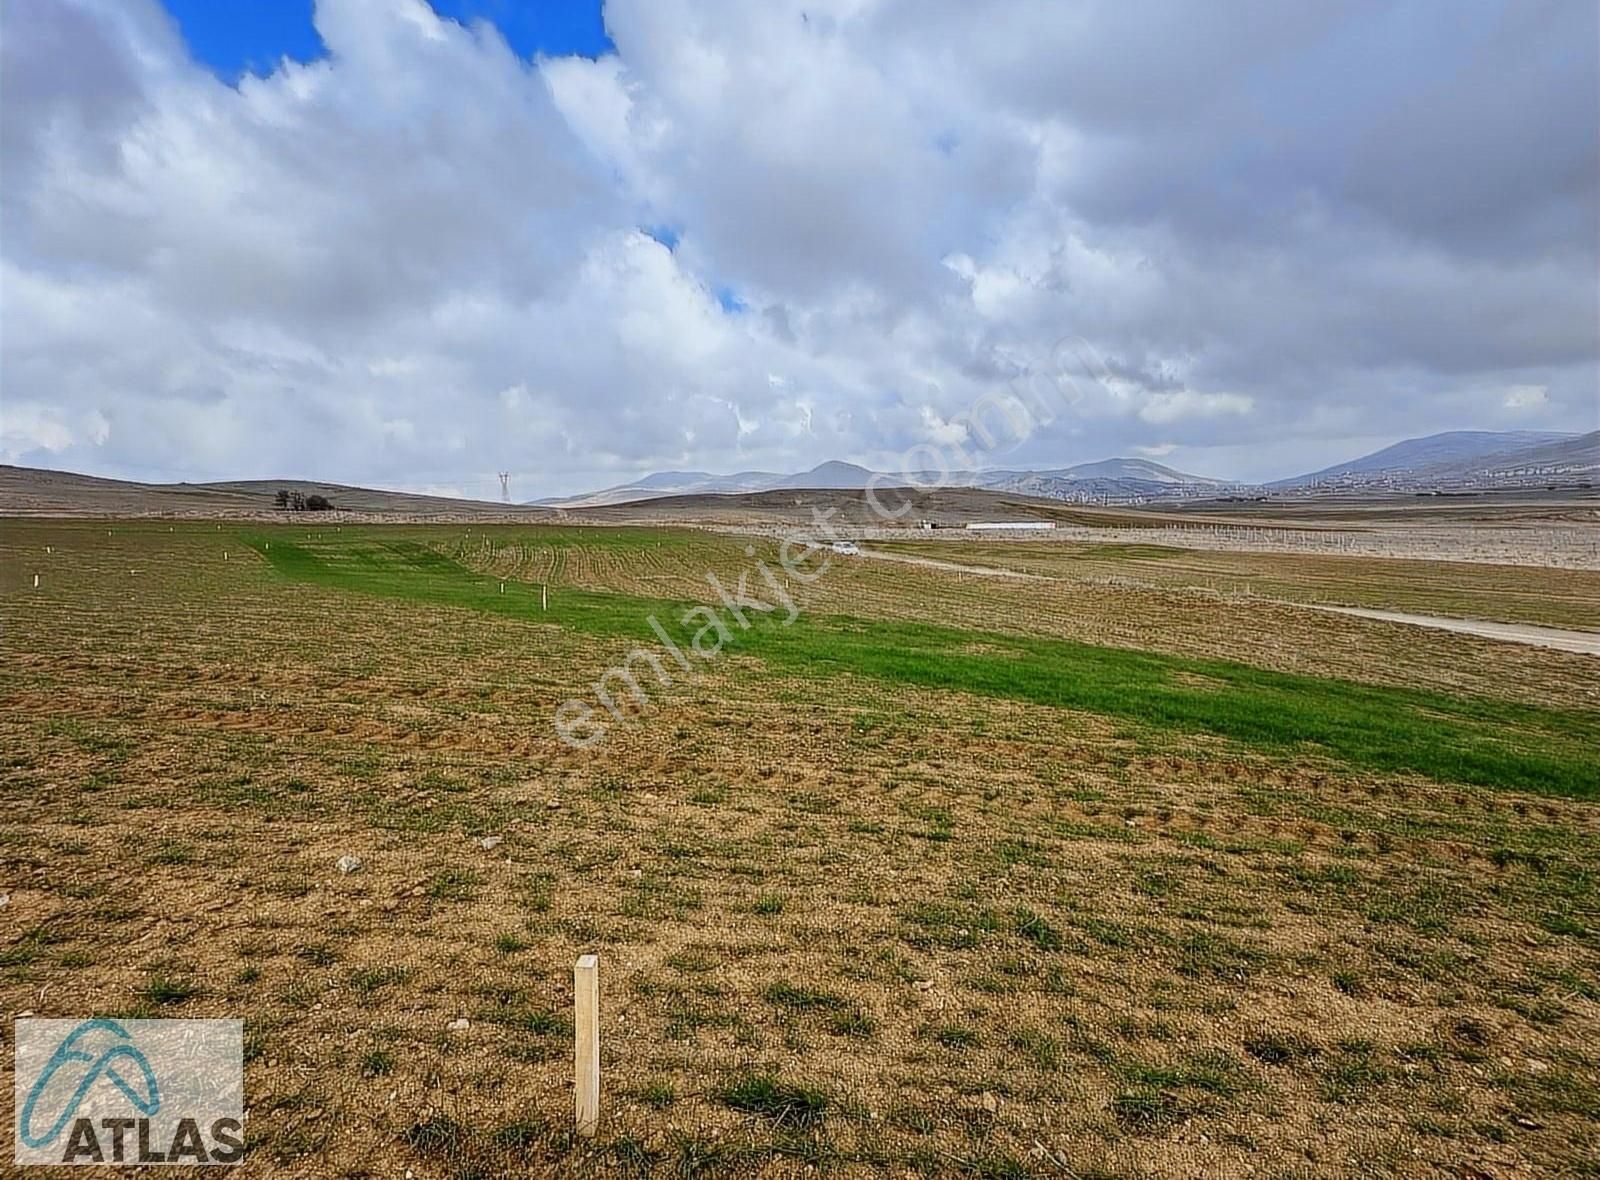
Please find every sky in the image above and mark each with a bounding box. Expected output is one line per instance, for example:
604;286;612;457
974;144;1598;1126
1;0;1596;499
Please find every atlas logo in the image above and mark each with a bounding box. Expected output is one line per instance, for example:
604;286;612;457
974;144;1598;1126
13;1018;243;1167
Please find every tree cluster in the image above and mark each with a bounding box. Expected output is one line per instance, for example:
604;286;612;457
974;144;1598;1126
273;489;334;512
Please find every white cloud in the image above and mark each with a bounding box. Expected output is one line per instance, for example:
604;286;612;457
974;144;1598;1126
0;0;1595;496
1139;391;1254;425
1;402;78;457
1502;384;1549;410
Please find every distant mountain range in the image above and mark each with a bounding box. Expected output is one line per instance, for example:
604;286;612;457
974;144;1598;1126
534;457;1230;508
7;429;1588;519
539;430;1598;507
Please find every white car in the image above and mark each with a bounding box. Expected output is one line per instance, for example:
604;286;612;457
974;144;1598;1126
830;541;861;556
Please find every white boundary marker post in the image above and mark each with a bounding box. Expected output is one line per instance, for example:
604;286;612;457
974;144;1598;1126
574;954;600;1137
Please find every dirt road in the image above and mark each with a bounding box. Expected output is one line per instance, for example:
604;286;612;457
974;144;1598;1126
1301;604;1600;656
857;547;1600;655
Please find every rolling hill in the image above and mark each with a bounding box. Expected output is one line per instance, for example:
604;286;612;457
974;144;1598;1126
1275;430;1579;487
0;466;545;519
1447;431;1599;479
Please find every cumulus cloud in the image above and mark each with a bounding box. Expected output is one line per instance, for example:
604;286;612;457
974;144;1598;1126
1503;384;1549;411
1139;391;1254;426
1;0;1595;494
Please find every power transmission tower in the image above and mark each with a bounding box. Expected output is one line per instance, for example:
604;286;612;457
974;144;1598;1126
498;472;511;503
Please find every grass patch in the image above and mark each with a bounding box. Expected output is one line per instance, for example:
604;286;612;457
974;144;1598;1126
426;867;482;902
1012;906;1064;951
1244;1031;1319;1066
719;1074;829;1128
640;1080;676;1109
147;840;197;866
900;901;1003;950
763;980;847;1011
826;1008;878;1038
348;965;411;995
1112;1086;1184;1133
1112;1050;1248;1133
1320;1040;1390;1103
139;972;201;1007
928;1023;982;1050
296;942;339;967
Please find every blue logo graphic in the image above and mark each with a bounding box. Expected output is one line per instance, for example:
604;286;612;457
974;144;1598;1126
19;1019;161;1148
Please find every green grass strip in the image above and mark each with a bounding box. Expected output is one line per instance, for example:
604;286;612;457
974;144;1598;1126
246;533;1599;798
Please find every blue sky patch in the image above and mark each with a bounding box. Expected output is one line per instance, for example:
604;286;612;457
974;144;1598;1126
162;0;611;81
429;1;614;59
642;225;680;251
161;0;325;81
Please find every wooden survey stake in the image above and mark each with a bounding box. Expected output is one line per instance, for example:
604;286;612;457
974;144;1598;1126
574;954;599;1137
